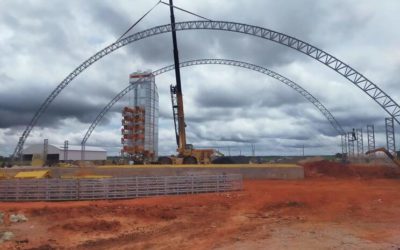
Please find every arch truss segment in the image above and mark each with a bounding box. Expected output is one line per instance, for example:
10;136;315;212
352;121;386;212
81;58;345;147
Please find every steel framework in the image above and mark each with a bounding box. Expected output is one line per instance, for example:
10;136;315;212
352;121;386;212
356;128;363;156
367;124;375;152
341;133;347;154
385;117;396;155
80;59;345;148
43;139;48;163
63;140;69;162
12;21;400;159
347;132;355;157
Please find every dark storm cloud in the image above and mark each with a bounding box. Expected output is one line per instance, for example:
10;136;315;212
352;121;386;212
0;0;399;156
87;1;132;39
0;97;107;128
0;77;124;128
193;81;306;109
0;0;373;127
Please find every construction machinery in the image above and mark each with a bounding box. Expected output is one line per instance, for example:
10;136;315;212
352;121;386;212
158;0;217;164
365;147;400;167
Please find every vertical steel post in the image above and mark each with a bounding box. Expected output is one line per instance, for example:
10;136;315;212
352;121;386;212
341;134;347;155
43;139;48;164
385;117;396;155
367;124;375;153
347;132;354;157
356;128;363;156
251;144;255;157
64;140;69;162
18;136;23;163
81;143;85;161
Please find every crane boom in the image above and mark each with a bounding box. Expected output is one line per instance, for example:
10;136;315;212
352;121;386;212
169;0;187;154
158;0;216;165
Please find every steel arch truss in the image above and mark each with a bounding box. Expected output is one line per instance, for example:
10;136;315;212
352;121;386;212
81;58;345;146
12;20;400;159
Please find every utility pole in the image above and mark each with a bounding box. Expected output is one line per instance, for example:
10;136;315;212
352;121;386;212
251;144;256;157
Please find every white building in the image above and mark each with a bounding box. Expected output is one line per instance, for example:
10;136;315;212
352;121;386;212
22;144;107;161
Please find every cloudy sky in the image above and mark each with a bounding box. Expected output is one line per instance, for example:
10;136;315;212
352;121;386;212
0;0;399;157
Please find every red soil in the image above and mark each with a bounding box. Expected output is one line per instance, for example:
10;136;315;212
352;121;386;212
0;162;400;249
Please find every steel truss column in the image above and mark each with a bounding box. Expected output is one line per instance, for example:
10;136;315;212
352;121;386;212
43;139;48;164
81;143;86;161
341;134;348;155
356;128;363;156
385;117;396;155
347;132;355;157
367;124;376;153
18;136;23;162
64;140;69;162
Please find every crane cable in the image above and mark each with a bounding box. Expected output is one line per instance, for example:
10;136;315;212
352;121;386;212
160;1;212;21
115;0;162;43
116;0;212;43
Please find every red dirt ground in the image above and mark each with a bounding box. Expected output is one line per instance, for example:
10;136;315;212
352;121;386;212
1;161;400;249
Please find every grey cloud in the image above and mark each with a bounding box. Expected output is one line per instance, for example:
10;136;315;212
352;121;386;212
0;0;399;156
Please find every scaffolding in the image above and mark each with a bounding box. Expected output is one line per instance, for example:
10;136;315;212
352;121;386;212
121;71;159;162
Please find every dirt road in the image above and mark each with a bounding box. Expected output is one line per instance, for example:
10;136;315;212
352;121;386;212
0;176;400;249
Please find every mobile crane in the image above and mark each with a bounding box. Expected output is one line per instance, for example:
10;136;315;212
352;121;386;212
158;0;217;164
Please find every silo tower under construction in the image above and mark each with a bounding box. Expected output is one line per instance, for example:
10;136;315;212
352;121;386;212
121;71;159;163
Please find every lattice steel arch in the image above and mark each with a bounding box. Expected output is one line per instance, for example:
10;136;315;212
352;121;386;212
12;20;400;159
81;58;345;146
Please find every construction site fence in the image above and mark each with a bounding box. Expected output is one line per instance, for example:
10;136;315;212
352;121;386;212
0;174;243;201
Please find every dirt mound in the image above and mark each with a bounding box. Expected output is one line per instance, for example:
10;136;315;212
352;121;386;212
300;160;400;178
61;220;121;233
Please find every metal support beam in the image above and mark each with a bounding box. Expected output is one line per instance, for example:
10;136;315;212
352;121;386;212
341;133;348;154
367;124;375;153
347;132;355;158
64;140;69;162
356;128;363;156
250;144;255;157
385;117;396;155
43;139;48;164
81;143;86;161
